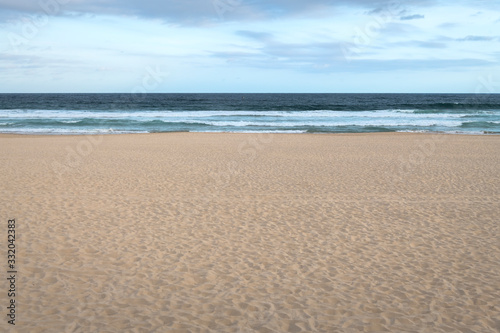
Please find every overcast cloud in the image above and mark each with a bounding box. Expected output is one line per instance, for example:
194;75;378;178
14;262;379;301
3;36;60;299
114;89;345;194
0;0;426;22
0;0;498;92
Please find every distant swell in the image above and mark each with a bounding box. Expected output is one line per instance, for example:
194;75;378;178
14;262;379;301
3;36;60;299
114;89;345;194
1;94;499;135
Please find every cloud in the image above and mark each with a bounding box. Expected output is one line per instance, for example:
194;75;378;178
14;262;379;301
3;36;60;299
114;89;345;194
211;30;491;74
400;14;424;20
212;35;349;70
377;22;421;35
0;0;438;24
236;30;273;41
438;22;458;29
324;58;493;74
221;53;494;74
390;40;446;48
416;41;445;48
367;6;401;15
0;52;82;75
457;35;497;41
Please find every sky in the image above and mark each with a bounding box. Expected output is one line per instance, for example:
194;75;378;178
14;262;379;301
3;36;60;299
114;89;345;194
0;0;499;93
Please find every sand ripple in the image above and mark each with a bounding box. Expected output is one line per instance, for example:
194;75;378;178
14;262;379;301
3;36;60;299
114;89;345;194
1;133;499;332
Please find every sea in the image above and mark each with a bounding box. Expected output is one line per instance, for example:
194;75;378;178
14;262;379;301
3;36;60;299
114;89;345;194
1;93;500;135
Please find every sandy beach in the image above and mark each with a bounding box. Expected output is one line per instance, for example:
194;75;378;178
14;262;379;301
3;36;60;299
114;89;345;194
1;132;499;332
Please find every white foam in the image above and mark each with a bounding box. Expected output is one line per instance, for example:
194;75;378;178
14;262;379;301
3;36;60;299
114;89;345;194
196;130;307;134
0;128;145;135
0;109;472;120
183;119;464;128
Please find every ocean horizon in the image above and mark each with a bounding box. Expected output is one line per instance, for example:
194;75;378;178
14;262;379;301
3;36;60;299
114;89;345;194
1;93;500;135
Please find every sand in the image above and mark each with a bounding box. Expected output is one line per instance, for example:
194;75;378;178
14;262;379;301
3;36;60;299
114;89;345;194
0;132;499;332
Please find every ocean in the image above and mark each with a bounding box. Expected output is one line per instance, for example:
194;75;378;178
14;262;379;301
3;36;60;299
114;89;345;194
1;93;500;135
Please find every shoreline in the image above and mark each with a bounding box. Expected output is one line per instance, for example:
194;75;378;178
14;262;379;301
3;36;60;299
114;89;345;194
1;130;499;138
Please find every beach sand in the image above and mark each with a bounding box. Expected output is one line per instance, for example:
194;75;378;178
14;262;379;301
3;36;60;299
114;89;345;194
1;132;499;332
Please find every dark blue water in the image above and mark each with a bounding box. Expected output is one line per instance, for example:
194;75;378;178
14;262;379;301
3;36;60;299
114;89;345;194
1;93;499;134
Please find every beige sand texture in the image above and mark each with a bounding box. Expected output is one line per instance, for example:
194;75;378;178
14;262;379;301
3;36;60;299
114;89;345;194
1;132;499;332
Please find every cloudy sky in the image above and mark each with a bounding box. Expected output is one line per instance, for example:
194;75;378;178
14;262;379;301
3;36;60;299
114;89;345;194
0;0;499;93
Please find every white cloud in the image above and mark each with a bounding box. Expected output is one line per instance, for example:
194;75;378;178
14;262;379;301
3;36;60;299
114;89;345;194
400;14;425;20
0;0;498;92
